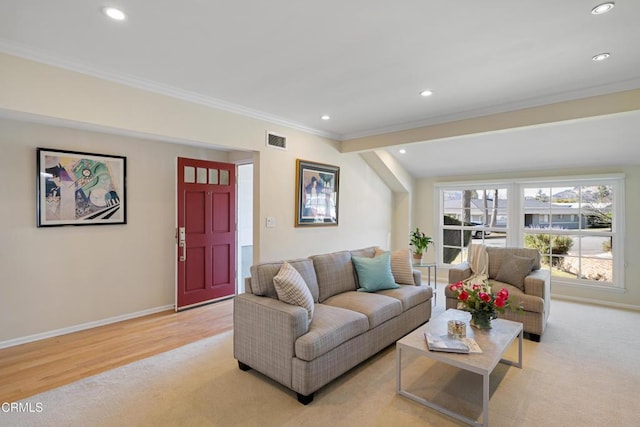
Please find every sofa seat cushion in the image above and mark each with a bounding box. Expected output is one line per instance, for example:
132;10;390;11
323;291;403;329
294;304;369;362
377;284;432;311
490;281;545;313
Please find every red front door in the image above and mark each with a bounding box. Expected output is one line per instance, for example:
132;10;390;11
176;157;236;310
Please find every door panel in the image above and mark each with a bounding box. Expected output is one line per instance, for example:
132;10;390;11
186;247;206;291
177;157;236;310
212;193;230;231
212;244;230;285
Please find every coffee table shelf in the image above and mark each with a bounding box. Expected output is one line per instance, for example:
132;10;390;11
396;309;523;426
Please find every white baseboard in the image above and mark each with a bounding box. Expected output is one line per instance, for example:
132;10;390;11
551;294;640;311
0;305;174;349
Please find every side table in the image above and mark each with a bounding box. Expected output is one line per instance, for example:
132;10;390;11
413;262;437;290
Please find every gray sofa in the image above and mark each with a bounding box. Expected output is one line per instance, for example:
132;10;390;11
233;246;433;404
445;246;550;341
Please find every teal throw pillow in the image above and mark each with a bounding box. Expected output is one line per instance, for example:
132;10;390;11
352;251;400;292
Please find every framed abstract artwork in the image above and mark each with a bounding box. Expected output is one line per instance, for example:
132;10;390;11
36;148;127;227
295;159;340;226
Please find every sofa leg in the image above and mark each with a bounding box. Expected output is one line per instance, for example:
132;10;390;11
529;333;541;342
297;393;314;405
238;361;252;371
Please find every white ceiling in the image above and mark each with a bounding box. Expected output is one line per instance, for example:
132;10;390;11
1;0;639;177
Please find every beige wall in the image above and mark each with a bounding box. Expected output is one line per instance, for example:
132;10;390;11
0;118;229;342
414;166;640;309
0;53;393;345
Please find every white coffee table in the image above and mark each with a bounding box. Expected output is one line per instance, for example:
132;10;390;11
396;309;523;427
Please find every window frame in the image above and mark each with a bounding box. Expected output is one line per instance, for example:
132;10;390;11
435;174;625;291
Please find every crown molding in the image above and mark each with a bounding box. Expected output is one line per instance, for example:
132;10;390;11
0;39;340;141
0;108;239;152
3;39;639;144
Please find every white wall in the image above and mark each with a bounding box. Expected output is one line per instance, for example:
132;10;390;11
414;166;640;309
0;53;394;345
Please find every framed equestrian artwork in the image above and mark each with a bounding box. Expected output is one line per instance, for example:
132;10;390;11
295;159;339;227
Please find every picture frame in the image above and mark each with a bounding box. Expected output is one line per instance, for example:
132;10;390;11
295;159;339;226
36;148;127;227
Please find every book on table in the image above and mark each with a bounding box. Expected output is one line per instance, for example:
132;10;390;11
460;337;482;353
424;333;470;354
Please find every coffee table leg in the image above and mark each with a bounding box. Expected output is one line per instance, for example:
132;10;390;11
517;329;523;368
483;373;489;426
499;328;524;369
396;346;401;393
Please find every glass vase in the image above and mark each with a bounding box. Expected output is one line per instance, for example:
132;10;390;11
470;311;492;329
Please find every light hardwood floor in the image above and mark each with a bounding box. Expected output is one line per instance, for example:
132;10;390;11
0;299;233;403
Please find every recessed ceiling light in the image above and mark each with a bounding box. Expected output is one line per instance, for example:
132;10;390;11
591;2;615;15
399;149;407;154
103;7;126;21
420;90;433;97
321;115;330;120
592;52;611;61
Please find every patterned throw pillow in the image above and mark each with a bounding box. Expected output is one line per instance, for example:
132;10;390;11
374;247;415;285
273;261;315;321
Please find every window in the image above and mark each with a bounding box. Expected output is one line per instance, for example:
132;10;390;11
439;185;509;265
436;175;624;290
522;179;621;288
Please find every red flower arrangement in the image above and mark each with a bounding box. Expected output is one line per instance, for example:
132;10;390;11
449;276;515;329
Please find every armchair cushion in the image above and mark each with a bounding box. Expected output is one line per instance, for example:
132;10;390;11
491;281;545;313
486;247;540;279
494;253;535;290
274;261;315;321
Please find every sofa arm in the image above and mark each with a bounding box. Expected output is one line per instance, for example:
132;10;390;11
523;269;550;300
233;293;309;388
448;262;472;284
412;269;422;286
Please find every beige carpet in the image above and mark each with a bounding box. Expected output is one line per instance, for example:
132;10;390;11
4;296;640;427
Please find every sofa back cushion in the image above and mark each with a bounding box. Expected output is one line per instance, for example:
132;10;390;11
250;258;319;302
350;246;377;258
486;247;541;280
311;251;358;302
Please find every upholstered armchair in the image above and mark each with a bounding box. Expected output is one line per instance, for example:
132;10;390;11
445;247;550;341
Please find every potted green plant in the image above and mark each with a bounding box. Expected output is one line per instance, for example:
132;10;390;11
409;227;432;264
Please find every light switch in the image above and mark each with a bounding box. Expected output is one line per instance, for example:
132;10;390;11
266;216;276;228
